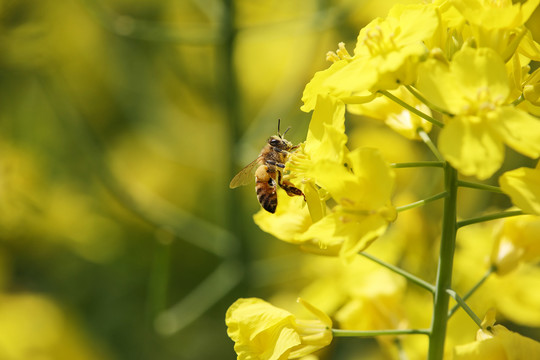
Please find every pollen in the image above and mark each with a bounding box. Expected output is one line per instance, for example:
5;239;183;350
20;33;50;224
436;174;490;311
462;87;504;116
362;26;397;57
326;42;352;63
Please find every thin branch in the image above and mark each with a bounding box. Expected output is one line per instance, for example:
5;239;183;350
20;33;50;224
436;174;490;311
512;94;525;106
446;289;483;328
332;328;431;337
457;210;524;228
448;266;495;318
379;90;445;128
390;161;446;169
396;191;448;212
457;180;504;194
360;252;435;293
417;129;444;162
405;85;454;117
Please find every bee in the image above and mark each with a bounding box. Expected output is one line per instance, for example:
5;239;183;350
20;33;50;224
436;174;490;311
229;121;305;213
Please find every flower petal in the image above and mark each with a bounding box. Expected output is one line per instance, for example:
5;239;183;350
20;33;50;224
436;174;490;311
439;116;504;180
500;167;540;215
492;107;540;159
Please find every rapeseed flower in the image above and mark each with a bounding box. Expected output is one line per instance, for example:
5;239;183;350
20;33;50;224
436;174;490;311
453;309;540;360
301;4;439;112
500;163;540;215
451;0;539;60
416;46;540;179
455;220;540;327
490;213;540;275
225;298;332;360
255;95;396;261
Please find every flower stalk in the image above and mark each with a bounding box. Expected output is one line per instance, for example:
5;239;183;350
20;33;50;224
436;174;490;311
379;89;445;128
428;165;458;360
457;210;524;228
360;252;435;293
333;328;431;337
448;266;496;318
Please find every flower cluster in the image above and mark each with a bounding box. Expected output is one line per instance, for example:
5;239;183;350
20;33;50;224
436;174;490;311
227;0;540;359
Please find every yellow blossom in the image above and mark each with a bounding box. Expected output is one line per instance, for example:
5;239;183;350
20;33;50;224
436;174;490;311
454;221;540;327
301;4;439;112
451;0;539;60
490;214;540;275
500;162;540;215
225;298;332;360
416;46;540;179
453;309;540;360
255;95;395;261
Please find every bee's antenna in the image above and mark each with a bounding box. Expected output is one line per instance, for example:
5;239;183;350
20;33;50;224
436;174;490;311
283;126;291;137
277;119;291;138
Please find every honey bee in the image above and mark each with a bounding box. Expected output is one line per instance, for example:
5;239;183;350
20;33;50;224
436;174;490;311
229;121;305;213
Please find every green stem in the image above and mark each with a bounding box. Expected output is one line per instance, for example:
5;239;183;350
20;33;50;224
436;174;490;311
390;161;446;168
448;266;495;318
418;129;444;162
457;180;504;194
396;191;448;212
446;289;483;328
512;94;525;106
332;328;431;337
379;90;445;128
405;85;454;117
457;210;524;228
428;165;458;360
360;252;435;293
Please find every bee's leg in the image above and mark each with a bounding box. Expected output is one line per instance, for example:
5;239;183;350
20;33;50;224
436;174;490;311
266;159;286;169
271;147;294;156
277;171;306;201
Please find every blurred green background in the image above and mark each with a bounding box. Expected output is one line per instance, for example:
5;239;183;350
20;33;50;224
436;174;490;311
6;1;538;359
0;0;412;359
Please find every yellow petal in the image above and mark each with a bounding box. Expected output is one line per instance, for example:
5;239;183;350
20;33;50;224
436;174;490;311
301;60;349;113
304;94;347;164
338;214;392;262
500;167;540;215
416;57;464;114
439;116;504;180
347;148;395;210
451;47;510;103
454;325;540;360
253;191;312;244
226;298;300;360
492;107;540;159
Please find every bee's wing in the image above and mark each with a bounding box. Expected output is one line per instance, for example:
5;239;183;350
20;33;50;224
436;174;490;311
229;156;262;189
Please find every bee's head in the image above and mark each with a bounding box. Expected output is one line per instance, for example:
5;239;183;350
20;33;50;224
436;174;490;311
268;135;292;150
269;119;293;149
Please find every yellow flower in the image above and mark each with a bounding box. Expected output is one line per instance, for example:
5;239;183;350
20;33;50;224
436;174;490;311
454;221;540;327
451;0;539;60
490;213;540;275
301;4;439;112
225;298;332;360
453;309;540;360
416;46;540;179
500;163;540;215
298;147;396;261
255;95;396;261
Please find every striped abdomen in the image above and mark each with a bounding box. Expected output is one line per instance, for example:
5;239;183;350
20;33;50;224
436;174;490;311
255;165;278;213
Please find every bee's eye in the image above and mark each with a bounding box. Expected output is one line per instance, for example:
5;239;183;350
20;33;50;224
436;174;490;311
269;139;280;147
